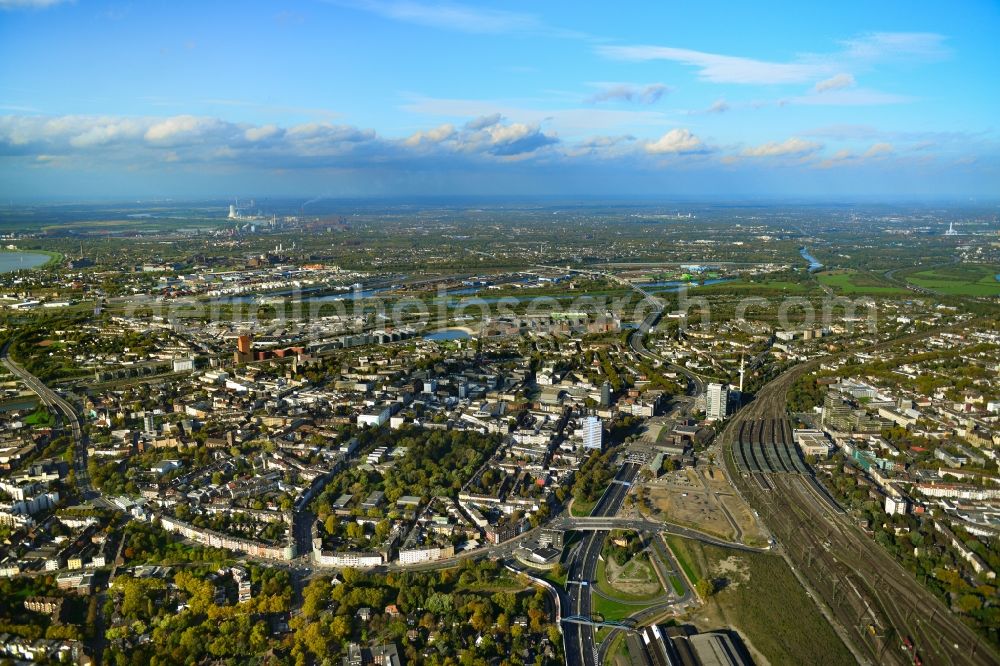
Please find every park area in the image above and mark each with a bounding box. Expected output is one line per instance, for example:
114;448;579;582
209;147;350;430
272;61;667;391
24;407;55;427
597;553;662;601
816;269;909;296
906;263;1000;296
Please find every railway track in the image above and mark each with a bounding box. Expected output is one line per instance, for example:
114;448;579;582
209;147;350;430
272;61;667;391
734;417;808;475
720;337;999;666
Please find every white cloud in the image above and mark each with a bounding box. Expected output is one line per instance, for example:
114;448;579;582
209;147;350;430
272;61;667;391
0;0;72;9
144;115;227;143
3;112;995;196
0;115;382;165
465;114;503;130
586;83;671;105
337;0;540;34
404;123;456;146
597;31;948;86
645;128;703;154
742;137;822;158
815;149;855;169
578;135;636;148
565;134;638;158
814;144;895;169
839;32;948;62
814;73;855;93
863;142;893;158
475;122;558;156
67;118;145;148
402;115;557;155
804;125;983;146
244;124;281;142
598;44;826;84
0;113;563;167
688;99;730;115
0;116;148;149
485;123;531;144
10;113;979;184
402;95;673;138
284;123;375;144
705;99;730;114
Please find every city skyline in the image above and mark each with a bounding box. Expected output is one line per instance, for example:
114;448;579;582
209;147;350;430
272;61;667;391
1;0;998;198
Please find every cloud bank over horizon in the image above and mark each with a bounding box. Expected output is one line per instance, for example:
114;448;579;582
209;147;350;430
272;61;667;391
0;1;996;198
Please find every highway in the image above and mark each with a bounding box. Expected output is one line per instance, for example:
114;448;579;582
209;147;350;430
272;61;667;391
628;320;708;398
562;462;639;666
536;261;714;399
594;534;697;665
1;341;106;507
549;516;767;554
720;342;999;666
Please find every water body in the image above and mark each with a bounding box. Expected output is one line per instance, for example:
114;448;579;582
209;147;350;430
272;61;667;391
800;247;823;272
995;274;1000;283
0;398;40;412
0;251;50;273
424;328;471;341
308;288;386;302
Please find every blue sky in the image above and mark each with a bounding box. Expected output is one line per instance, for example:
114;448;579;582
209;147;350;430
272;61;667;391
1;0;998;199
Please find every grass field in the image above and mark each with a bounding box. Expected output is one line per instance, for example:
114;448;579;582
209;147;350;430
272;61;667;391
595;556;663;602
699;279;814;294
571;497;598;517
455;569;527;593
604;631;629;666
24;408;55;427
591;592;658;621
906;263;1000;296
672;539;854;666
665;536;700;586
816;269;909;295
542;568;568;588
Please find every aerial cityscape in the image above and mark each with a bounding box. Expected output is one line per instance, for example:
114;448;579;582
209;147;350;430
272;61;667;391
0;2;998;666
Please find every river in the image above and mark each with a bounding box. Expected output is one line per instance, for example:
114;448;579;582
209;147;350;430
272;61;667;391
800;247;823;272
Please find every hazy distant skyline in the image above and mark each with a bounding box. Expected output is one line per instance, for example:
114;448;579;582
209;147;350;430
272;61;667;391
1;1;998;199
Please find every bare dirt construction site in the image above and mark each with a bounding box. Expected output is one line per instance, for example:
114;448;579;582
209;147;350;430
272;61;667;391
642;466;768;546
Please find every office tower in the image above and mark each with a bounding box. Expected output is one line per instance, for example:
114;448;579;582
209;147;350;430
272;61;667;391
234;334;253;364
707;383;729;421
582;416;603;450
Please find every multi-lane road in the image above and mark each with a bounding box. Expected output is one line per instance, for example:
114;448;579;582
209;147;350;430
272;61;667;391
627;306;713;401
549;516;766;554
563;462;640;666
1;342;105;506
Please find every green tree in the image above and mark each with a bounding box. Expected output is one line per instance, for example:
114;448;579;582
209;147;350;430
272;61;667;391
695;579;715;598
